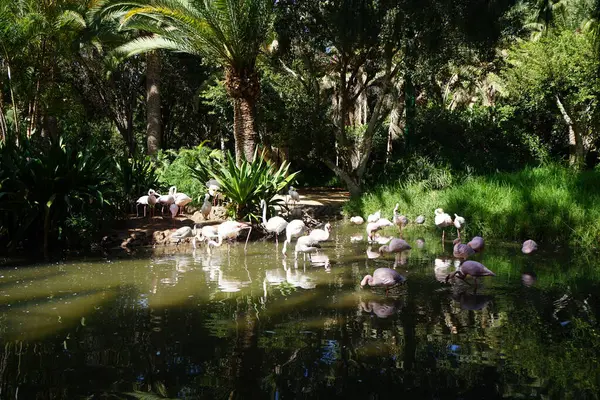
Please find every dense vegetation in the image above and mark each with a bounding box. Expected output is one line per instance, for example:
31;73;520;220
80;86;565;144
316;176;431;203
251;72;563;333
2;0;600;255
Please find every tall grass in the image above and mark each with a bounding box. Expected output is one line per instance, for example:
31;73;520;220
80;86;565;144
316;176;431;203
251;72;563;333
345;165;600;247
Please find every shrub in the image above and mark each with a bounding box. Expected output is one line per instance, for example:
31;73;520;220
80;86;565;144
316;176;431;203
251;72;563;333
115;155;160;212
190;149;299;221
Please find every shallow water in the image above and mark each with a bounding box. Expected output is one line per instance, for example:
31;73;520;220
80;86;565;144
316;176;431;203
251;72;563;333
1;222;599;399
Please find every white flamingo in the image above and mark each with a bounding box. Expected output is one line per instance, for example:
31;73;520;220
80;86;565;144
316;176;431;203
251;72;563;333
282;219;307;255
366;218;393;242
173;188;192;215
260;199;288;246
206;179;221;205
288;186;300;206
367;210;381;223
157;187;176;215
393;203;409;231
136;195;149;217
193;224;219;249
294;235;321;261
207;221;252;253
434;208;453;242
453;213;466;238
147;189;158;217
350;216;364;225
309;223;331;242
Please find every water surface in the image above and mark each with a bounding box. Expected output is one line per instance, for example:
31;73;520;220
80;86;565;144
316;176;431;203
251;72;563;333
1;222;599;399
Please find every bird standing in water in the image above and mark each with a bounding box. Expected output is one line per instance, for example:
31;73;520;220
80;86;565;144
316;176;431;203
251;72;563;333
361;268;406;296
393;204;409;233
453;238;475;259
282;219;307;255
434;208;453;242
453;213;466;238
467;236;485;253
522;239;538;254
260;199;288;246
446;260;495;288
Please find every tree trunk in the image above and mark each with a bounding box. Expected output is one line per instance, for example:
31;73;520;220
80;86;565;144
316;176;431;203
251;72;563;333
146;51;162;155
233;96;257;163
555;95;584;169
323;159;362;197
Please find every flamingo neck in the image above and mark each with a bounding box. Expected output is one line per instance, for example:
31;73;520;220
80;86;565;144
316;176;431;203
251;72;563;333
261;201;267;224
361;275;373;286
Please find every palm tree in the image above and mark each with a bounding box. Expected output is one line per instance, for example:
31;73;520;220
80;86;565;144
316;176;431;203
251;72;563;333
95;0;274;163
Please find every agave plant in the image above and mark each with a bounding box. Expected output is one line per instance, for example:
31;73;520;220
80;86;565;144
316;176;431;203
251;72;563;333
190;149;299;221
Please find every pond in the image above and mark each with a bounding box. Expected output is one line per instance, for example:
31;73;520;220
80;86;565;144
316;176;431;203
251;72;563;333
1;222;599;399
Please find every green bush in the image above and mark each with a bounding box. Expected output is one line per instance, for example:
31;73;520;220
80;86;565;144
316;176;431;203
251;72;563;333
345;165;600;248
0;137;116;257
155;144;218;203
115;155;160;212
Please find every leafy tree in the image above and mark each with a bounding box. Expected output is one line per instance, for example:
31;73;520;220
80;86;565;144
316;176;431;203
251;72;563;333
96;0;274;163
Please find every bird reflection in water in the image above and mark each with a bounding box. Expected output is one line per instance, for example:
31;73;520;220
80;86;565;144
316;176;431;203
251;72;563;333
452;287;493;311
522;271;537;286
309;253;331;271
360;298;399;318
434;257;460;284
366;246;381;260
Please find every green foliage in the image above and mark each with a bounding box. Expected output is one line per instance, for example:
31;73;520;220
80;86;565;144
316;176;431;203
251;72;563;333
190;149;299;221
155;144;217;204
0;137;116;256
115;155;159;210
346;165;600;248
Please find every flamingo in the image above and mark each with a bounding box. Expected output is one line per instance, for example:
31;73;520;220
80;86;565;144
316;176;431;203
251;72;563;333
170;225;197;244
294;235;321;261
201;193;212;220
350;216;364;225
393;204;409;231
361;268;406;296
174;190;192;215
415;215;425;224
453;238;475;259
207;221;252;253
282;219;307;255
136;195;149;217
366;218;393;242
309;223;331;242
169;204;179;224
445;260;495;288
434;208;453;242
453;213;466;238
467;236;485;253
367;210;381;223
378;238;411;254
147;189;159;216
193;224;219;249
260;199;288;245
157;187;175;215
522;239;538;254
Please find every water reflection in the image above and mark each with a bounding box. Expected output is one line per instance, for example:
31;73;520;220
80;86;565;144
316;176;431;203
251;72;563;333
0;223;599;398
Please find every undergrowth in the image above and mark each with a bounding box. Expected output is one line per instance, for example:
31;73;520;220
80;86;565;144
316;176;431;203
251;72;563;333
344;165;600;248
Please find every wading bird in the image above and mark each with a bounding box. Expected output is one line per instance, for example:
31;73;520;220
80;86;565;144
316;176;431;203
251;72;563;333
157;187;176;215
366;218;393;242
288;186;300;206
207;221;252;253
522;239;538;254
136;194;149;217
174;190;192;215
378;238;411;254
361;268;406;296
434;208;453;242
453;238;475;259
294;235;321;261
453;213;466;238
147;189;158;217
367;210;381;223
171;225;197;244
201;193;212;220
445;260;495;288
467;236;485;253
393;204;409;232
193;225;219;249
282;219;307;255
206;179;221;205
309;223;331;242
350;216;364;225
260;199;288;246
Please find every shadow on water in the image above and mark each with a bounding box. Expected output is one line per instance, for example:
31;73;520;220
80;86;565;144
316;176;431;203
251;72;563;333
0;222;599;398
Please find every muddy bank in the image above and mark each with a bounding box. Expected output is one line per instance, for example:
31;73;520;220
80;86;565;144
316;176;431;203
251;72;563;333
102;203;343;250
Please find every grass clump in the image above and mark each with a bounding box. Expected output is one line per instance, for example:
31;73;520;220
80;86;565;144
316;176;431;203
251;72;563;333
345;165;600;248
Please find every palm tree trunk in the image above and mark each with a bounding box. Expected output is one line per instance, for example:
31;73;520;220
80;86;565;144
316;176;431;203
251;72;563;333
555;95;584;169
146;51;162;155
233;96;257;163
